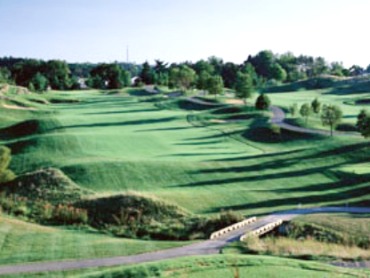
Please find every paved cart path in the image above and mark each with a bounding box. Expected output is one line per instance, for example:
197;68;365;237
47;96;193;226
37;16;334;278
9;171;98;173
270;105;360;137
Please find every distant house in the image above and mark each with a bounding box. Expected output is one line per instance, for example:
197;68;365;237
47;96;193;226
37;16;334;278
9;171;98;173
131;76;141;86
78;78;88;89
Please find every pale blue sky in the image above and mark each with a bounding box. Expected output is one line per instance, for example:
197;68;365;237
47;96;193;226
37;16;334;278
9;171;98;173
1;0;369;67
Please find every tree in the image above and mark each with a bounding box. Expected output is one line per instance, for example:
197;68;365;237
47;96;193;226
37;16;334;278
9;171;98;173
0;67;11;83
196;70;211;90
241;62;259;86
249;50;275;79
205;75;224;97
153;60;168;86
356;109;370;138
30;72;48;92
43;60;71;90
289;103;298;117
312;57;328;76
321;105;342;136
311;98;321;114
169;65;196;92
207;56;223;75
140;62;155;84
235;72;253;104
270;63;287;82
255;93;271;110
88;63;130;89
221;62;238;89
349;65;364;76
300;103;312;125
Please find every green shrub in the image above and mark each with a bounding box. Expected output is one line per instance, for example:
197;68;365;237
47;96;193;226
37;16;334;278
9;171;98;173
0;146;15;183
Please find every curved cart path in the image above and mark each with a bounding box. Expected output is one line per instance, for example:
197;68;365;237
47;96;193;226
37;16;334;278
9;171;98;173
270;106;360;137
185;96;360;137
0;207;369;275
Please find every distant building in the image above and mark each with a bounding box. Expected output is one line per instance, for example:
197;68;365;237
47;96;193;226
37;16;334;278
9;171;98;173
131;76;141;86
78;78;88;89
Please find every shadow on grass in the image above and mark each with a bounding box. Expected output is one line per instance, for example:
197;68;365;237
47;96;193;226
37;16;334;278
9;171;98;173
175;140;224;146
208;149;305;162
172;164;343;188
206;181;370;213
159;151;244;158
6;138;39;154
136;126;194;132
49;117;177;130
83;108;160;115
0;120;40;140
127;89;158;96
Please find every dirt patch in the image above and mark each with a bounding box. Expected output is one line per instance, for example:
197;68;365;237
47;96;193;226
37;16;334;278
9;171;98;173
209;119;226;123
225;99;244;105
2;104;37;111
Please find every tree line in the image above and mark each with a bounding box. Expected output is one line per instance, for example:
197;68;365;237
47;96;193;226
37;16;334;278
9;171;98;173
1;50;370;93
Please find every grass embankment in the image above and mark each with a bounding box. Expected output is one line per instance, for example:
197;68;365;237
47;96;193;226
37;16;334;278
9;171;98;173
0;167;244;240
0;215;185;265
8;255;368;278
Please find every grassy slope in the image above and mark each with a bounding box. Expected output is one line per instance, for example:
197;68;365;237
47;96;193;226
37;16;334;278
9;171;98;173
264;86;370;127
0;215;185;265
292;212;370;239
1;89;369;217
7;255;368;278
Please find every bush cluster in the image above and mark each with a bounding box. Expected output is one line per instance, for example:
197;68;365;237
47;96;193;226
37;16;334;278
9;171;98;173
0;192;88;225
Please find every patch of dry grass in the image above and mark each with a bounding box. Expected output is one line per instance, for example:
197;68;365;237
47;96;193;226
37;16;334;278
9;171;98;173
245;236;370;260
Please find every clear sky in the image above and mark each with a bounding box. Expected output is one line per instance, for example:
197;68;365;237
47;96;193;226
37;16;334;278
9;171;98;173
1;0;369;67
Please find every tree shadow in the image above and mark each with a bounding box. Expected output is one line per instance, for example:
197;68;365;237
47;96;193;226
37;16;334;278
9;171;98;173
208;149;305;162
136;126;193;132
49;117;177;131
83;108;160;115
172;164;343;188
206;182;370;213
6;138;39;154
0;120;40;140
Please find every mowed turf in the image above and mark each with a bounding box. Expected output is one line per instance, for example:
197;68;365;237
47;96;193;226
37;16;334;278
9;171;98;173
1;89;370;216
0;215;185;265
15;255;368;278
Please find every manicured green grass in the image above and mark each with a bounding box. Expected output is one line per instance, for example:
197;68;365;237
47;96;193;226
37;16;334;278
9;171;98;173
264;87;370;125
1;90;369;217
7;255;367;277
0;215;185;265
0;86;369;274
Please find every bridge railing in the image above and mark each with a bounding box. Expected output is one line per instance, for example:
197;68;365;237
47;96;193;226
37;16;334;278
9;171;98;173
210;217;257;240
240;219;283;241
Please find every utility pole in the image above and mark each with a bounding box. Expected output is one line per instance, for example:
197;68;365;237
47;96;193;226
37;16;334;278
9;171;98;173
126;45;129;63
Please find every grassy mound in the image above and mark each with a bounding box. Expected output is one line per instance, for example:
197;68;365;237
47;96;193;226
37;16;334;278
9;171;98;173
77;193;189;225
75;193;243;240
1;167;90;204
